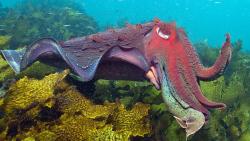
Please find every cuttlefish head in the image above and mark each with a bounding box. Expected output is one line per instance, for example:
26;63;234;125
144;20;205;138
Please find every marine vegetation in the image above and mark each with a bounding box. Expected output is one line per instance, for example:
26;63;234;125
0;36;11;49
0;54;57;99
0;55;14;84
0;70;151;141
0;0;98;49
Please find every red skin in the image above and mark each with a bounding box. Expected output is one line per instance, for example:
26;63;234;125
145;21;231;119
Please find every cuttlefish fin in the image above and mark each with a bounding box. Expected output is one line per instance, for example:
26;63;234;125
1;38;108;82
1;38;62;74
1;48;26;73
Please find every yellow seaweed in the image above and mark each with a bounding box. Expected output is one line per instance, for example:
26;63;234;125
54;87;151;141
0;70;151;141
3;70;69;114
88;125;131;141
35;130;57;141
56;87;116;119
111;103;151;137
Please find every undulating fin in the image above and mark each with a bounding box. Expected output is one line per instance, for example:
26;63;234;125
20;38;62;70
1;37;114;82
1;49;26;73
0;23;152;82
0;38;62;73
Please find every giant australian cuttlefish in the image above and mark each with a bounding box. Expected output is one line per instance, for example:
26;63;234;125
0;19;231;137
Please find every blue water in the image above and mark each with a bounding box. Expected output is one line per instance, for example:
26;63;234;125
2;0;250;50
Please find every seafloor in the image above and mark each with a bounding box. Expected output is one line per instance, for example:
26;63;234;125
0;0;250;141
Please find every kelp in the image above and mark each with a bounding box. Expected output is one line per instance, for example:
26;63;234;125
0;0;98;49
94;80;161;108
53;103;151;141
3;70;69;115
0;71;151;141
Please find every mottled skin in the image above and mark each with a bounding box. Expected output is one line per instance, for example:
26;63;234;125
143;21;231;137
0;19;231;137
144;22;231;119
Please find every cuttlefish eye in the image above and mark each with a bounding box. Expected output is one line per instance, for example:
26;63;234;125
156;27;170;40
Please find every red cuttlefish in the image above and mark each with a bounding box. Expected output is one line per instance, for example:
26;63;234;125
1;19;232;138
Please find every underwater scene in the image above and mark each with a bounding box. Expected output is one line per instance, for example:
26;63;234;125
0;0;250;141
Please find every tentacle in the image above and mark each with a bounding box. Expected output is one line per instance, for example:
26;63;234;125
180;54;226;109
159;61;205;138
180;31;232;81
195;34;231;80
166;56;210;117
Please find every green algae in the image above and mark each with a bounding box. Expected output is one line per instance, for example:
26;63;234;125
0;55;14;84
0;0;98;49
0;35;11;49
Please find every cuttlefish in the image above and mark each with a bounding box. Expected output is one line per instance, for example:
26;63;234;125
0;19;231;137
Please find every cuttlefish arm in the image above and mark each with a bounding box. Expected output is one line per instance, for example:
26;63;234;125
156;58;205;138
184;33;232;81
